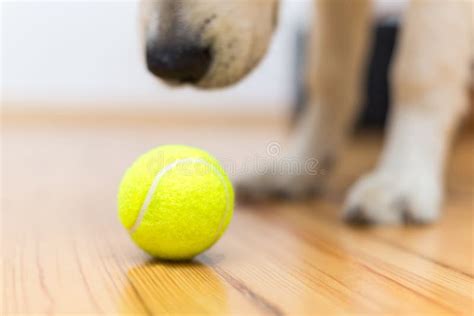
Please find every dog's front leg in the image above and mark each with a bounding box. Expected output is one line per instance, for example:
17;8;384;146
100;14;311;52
238;0;372;201
344;1;472;224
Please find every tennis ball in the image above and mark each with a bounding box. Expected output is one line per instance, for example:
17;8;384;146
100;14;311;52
118;145;234;260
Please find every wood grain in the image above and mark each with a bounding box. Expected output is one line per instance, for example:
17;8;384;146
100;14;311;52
2;119;473;315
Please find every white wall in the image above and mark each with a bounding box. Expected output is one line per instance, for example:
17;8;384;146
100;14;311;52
2;0;313;114
2;0;405;114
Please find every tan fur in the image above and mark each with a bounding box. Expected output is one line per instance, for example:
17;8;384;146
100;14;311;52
141;0;278;88
345;0;473;224
141;0;473;225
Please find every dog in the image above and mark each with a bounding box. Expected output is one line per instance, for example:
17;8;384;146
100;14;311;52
140;0;473;225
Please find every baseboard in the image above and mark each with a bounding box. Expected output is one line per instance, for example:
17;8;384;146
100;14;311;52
1;103;287;128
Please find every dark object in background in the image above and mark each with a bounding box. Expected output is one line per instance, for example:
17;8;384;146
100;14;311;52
358;22;398;128
291;27;308;125
292;21;399;130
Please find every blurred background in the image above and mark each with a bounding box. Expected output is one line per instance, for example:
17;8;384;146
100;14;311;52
2;0;407;121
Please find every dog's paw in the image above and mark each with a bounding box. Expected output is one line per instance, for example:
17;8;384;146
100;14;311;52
343;171;442;225
236;160;327;202
236;173;324;202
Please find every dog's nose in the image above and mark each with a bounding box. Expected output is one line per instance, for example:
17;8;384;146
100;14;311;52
146;44;211;83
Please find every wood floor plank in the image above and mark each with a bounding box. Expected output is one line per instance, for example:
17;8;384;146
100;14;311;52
264;204;474;313
230;206;470;314
370;199;474;278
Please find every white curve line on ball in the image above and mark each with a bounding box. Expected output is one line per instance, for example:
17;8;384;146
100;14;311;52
129;158;232;239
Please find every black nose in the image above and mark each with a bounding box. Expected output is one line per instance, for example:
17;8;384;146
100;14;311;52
146;44;212;83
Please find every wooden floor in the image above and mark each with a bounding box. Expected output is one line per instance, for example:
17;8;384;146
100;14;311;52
2;117;473;315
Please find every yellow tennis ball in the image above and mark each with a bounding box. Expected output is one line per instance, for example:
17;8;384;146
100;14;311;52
118;145;234;260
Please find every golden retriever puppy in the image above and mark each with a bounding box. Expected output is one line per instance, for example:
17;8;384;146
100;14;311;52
141;0;473;225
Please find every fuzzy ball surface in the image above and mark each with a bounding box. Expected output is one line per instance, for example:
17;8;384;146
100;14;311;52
118;145;234;260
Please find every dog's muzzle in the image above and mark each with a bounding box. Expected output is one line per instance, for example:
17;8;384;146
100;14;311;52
146;43;212;84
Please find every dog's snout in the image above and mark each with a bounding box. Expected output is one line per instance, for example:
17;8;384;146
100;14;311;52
146;44;212;83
